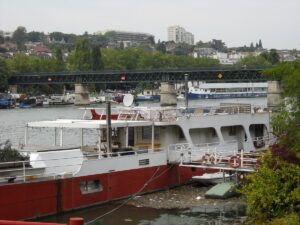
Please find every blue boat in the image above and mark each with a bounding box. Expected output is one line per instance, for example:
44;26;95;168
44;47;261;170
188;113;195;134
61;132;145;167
18;97;36;108
0;93;14;108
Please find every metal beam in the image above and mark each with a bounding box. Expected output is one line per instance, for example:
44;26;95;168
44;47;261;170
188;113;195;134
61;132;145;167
8;67;268;85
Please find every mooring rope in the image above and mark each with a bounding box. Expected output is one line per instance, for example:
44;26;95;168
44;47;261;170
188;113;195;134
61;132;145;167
85;163;178;225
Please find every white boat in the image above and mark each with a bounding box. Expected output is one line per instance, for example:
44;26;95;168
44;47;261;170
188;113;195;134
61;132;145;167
0;103;274;220
49;93;75;105
192;172;233;185
188;82;268;99
89;96;105;104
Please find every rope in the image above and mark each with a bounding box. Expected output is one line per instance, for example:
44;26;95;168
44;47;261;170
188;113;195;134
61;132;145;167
85;163;177;225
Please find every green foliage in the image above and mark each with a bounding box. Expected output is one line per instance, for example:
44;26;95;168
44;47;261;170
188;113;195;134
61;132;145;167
241;61;300;224
91;45;104;71
72;37;92;71
267;213;300;225
195;39;227;52
240;153;300;223
6;53;59;74
27;31;45;43
55;48;65;71
261;49;280;65
0;140;29;162
263;61;300;153
0;58;10;91
237;55;271;67
12;26;27;50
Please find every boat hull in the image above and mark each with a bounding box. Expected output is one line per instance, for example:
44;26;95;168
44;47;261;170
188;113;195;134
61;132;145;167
0;165;202;220
188;92;267;100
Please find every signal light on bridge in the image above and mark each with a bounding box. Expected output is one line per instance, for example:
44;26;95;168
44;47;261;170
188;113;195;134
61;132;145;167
218;73;223;79
48;77;52;82
120;74;126;81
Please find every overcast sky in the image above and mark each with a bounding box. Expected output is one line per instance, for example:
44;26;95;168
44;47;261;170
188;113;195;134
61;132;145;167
1;0;299;49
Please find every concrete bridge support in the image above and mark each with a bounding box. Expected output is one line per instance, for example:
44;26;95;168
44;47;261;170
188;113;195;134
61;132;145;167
8;85;18;94
75;84;90;105
267;81;282;110
160;82;177;107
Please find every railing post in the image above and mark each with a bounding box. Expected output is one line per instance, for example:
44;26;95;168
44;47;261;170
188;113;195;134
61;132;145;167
24;124;28;145
23;161;26;182
69;217;84;225
241;149;244;167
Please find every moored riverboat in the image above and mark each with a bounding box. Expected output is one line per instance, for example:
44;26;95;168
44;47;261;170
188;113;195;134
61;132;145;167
188;82;268;99
0;103;273;220
0;93;14;109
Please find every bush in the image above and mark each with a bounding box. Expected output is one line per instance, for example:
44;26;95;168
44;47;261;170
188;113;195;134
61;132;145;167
0;140;29;162
239;151;300;224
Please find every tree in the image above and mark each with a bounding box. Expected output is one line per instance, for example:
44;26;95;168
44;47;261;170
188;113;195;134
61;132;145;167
12;26;27;50
91;45;104;71
236;55;271;67
27;31;44;42
55;48;65;71
0;58;10;91
156;41;166;53
261;49;280;65
259;39;263;48
70;37;92;71
211;39;227;52
240;61;300;224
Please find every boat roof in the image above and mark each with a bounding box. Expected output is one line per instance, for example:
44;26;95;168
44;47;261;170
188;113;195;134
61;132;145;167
27;119;153;129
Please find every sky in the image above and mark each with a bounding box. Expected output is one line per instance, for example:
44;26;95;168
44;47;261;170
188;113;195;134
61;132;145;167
1;0;300;49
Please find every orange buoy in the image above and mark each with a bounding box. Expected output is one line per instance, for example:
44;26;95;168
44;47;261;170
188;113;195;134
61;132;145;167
228;156;241;168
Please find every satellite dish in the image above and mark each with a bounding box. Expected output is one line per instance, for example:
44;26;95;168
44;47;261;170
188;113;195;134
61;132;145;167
123;94;134;107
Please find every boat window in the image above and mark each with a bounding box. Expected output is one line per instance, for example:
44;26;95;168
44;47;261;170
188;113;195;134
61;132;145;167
142;126;159;140
212;129;217;137
178;128;185;140
80;180;103;194
229;127;237;136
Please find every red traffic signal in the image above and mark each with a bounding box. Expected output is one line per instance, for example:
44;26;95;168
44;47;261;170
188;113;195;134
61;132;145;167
48;77;52;82
120;74;126;81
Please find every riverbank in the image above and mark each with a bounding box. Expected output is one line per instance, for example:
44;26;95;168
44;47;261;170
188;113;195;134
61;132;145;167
126;183;246;209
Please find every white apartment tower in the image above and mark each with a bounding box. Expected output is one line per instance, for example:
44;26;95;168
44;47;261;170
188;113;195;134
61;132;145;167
167;26;194;45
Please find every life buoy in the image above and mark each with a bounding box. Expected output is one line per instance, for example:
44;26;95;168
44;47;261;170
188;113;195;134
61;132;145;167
228;156;241;168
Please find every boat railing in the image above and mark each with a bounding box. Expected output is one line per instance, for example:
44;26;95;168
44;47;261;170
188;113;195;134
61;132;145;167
252;133;277;148
180;148;266;172
114;104;268;122
0;147;164;185
84;147;164;159
0;157;80;184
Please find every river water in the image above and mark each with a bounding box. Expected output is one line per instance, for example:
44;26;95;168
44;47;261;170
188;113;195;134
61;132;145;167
0;98;266;224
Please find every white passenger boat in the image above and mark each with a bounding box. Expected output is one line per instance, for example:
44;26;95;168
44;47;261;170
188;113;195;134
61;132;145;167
0;103;274;220
188;82;268;99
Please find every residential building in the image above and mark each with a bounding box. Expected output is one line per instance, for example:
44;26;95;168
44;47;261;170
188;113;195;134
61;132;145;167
167;26;194;45
95;30;155;48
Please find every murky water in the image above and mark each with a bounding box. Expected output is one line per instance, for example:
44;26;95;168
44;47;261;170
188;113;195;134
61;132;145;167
0;98;265;224
36;202;246;225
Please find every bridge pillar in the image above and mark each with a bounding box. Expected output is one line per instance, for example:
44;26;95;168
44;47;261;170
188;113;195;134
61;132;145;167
267;81;282;110
160;82;177;107
75;84;90;105
8;85;18;94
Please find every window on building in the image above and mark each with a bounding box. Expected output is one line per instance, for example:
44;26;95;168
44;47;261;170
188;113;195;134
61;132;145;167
80;180;103;194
